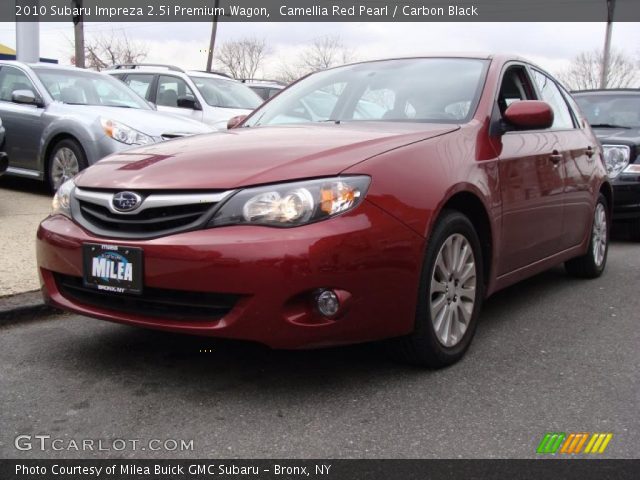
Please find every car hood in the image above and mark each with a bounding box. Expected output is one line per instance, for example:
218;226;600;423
592;127;640;144
54;104;213;136
75;122;458;190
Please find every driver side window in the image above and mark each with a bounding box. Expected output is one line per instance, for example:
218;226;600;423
156;75;196;108
0;66;37;103
497;66;535;116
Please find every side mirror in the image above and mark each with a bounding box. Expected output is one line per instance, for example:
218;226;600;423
227;115;247;129
503;100;554;130
177;96;201;110
12;89;39;106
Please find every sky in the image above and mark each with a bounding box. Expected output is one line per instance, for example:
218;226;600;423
0;21;639;79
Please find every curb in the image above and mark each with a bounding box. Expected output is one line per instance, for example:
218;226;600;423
0;289;60;323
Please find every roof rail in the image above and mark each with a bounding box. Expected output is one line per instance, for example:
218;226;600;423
191;70;233;78
110;63;185;73
240;78;286;86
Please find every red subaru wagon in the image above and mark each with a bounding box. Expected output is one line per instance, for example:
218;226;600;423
37;55;610;368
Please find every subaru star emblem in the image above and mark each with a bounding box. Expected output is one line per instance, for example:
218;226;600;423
112;191;142;212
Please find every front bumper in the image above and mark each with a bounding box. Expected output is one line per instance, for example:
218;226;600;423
36;201;424;349
612;174;640;221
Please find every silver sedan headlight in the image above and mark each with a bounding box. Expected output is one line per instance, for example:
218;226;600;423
100;117;154;146
210;176;371;228
602;145;630;179
51;179;75;218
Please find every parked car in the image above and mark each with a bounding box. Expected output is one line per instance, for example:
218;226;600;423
107;64;262;130
37;55;611;368
0;61;214;190
572;89;640;240
0;117;7;177
241;79;286;101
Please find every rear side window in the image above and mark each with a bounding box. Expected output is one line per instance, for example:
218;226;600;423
558;85;587;129
123;74;155;101
531;70;574;130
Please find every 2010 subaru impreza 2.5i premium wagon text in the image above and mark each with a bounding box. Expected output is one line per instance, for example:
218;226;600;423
36;55;611;368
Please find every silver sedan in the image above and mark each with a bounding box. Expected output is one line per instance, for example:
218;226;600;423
0;61;213;190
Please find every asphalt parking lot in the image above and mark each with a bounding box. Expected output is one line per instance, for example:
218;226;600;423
0;239;638;459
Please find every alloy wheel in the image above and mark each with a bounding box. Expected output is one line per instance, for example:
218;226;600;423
51;147;80;191
592;203;607;267
430;233;477;348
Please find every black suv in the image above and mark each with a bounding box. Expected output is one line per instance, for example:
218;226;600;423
573;89;640;240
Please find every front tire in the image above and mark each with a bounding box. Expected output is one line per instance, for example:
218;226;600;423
389;210;485;368
47;138;87;192
565;194;609;278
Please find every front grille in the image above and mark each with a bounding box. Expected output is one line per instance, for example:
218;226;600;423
71;188;234;239
55;274;240;321
78;201;211;234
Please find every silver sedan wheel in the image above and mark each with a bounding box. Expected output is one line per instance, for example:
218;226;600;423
430;233;477;348
592;203;607;267
51;147;79;191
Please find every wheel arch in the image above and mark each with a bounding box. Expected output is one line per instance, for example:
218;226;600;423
432;189;494;289
42;133;86;184
599;180;613;219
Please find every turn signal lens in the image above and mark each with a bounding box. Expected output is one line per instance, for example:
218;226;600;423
320;182;359;215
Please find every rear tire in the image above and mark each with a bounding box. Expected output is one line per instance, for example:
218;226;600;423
47;138;87;192
565;194;609;278
388;210;485;368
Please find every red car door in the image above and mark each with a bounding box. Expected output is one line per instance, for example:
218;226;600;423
557;83;598;249
496;65;566;275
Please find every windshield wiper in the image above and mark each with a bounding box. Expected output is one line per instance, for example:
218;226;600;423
318;119;342;124
590;123;631;129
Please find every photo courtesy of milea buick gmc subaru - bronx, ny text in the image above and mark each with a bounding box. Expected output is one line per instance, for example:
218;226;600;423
37;55;611;368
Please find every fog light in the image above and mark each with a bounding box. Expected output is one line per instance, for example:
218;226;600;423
316;290;340;317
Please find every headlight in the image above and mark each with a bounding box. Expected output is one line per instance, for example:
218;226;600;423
602;145;630;178
100;117;154;145
210;176;371;227
51;179;75;218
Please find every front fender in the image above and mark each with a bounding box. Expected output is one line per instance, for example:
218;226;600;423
40;117;103;168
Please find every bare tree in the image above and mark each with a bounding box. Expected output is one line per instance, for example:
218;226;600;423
275;35;357;83
214;37;269;79
558;49;639;90
75;31;148;71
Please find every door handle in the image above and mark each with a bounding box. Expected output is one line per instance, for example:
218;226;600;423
549;150;563;165
586;146;595;158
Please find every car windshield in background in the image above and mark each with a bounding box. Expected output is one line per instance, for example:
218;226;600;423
32;68;151;109
244;58;488;127
574;93;640;129
191;76;262;109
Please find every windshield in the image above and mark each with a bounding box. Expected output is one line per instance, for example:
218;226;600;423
244;58;488;127
33;67;150;109
190;76;262;109
574;93;640;128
